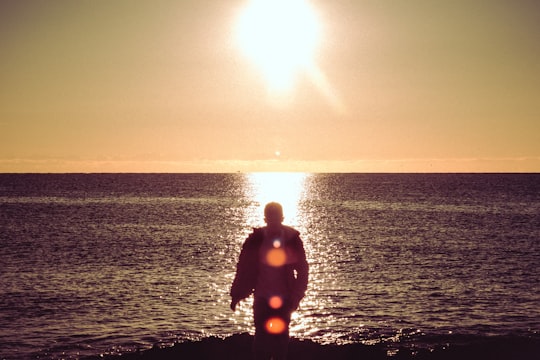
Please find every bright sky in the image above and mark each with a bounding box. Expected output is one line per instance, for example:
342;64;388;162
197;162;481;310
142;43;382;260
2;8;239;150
1;0;539;173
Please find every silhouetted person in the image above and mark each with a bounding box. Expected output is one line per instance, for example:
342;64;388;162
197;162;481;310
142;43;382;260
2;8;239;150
230;202;309;360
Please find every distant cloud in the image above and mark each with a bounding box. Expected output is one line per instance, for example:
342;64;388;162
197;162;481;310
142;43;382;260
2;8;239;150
1;157;539;173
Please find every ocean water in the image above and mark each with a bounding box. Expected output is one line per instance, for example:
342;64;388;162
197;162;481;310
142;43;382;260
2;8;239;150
0;173;539;359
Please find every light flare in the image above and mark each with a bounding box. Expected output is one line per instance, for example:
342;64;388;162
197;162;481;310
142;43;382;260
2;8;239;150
266;248;287;267
265;317;287;334
269;296;283;309
307;64;346;115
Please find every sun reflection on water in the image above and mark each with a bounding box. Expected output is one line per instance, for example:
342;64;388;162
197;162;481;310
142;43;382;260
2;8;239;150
243;172;307;228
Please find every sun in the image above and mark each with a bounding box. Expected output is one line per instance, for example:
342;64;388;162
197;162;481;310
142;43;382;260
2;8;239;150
235;0;321;91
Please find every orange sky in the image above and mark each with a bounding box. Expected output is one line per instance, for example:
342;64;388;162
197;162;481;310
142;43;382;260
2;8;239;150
1;0;539;173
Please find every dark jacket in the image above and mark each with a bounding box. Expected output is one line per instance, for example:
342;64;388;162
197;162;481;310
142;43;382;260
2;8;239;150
230;226;309;309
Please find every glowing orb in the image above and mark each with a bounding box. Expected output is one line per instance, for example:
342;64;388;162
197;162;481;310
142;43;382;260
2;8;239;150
235;0;321;91
266;248;286;267
269;296;283;309
265;317;287;334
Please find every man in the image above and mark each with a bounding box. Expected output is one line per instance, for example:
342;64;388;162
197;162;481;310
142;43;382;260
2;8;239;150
230;202;309;360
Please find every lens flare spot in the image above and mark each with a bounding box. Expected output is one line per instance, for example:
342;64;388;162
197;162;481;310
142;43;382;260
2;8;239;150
265;317;287;334
269;296;283;309
266;248;286;267
273;239;281;248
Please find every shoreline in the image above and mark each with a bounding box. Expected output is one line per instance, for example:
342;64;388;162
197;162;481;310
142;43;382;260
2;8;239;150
84;333;540;360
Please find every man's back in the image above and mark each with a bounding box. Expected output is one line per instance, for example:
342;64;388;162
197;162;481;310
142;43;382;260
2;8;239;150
230;202;309;359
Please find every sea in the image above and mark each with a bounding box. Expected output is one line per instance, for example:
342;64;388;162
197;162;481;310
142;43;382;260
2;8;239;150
0;173;539;359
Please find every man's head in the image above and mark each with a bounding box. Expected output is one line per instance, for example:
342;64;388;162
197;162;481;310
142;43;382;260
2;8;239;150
264;202;284;226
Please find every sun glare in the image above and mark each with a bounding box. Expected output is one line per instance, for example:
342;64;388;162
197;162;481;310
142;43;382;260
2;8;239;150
234;1;345;112
235;0;321;91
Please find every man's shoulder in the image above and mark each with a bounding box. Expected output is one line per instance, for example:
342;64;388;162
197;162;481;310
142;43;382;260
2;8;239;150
247;225;300;241
251;227;265;236
244;227;264;245
282;225;300;240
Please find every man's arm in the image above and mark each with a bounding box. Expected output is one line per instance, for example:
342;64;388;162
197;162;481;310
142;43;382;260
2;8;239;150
290;236;309;310
229;230;261;310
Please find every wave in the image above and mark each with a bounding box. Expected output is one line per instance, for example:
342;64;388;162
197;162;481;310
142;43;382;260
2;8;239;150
80;332;539;360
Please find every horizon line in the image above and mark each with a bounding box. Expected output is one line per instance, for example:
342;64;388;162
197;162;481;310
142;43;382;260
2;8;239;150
1;157;539;174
